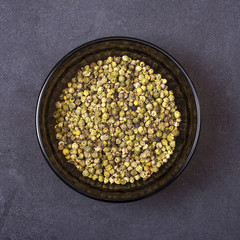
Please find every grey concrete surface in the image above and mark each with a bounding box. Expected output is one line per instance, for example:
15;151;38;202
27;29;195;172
0;0;239;239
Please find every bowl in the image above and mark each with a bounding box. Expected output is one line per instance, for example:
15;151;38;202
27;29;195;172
36;37;200;202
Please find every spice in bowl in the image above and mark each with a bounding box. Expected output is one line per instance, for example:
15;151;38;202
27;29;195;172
53;55;181;185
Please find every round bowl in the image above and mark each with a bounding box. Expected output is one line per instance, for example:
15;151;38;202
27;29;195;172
36;37;200;202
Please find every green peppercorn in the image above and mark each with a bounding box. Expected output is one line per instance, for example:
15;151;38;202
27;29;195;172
54;55;181;185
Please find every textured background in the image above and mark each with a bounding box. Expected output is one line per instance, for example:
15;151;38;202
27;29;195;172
0;0;240;239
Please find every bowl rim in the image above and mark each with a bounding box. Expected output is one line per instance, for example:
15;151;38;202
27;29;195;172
36;36;201;202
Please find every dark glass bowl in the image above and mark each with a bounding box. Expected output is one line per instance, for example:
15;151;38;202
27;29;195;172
36;37;200;202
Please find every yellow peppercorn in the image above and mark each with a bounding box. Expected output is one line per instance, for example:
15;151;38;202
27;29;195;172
136;88;142;93
63;148;69;155
162;139;168;146
134;100;140;106
174;111;181;118
74;129;81;135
